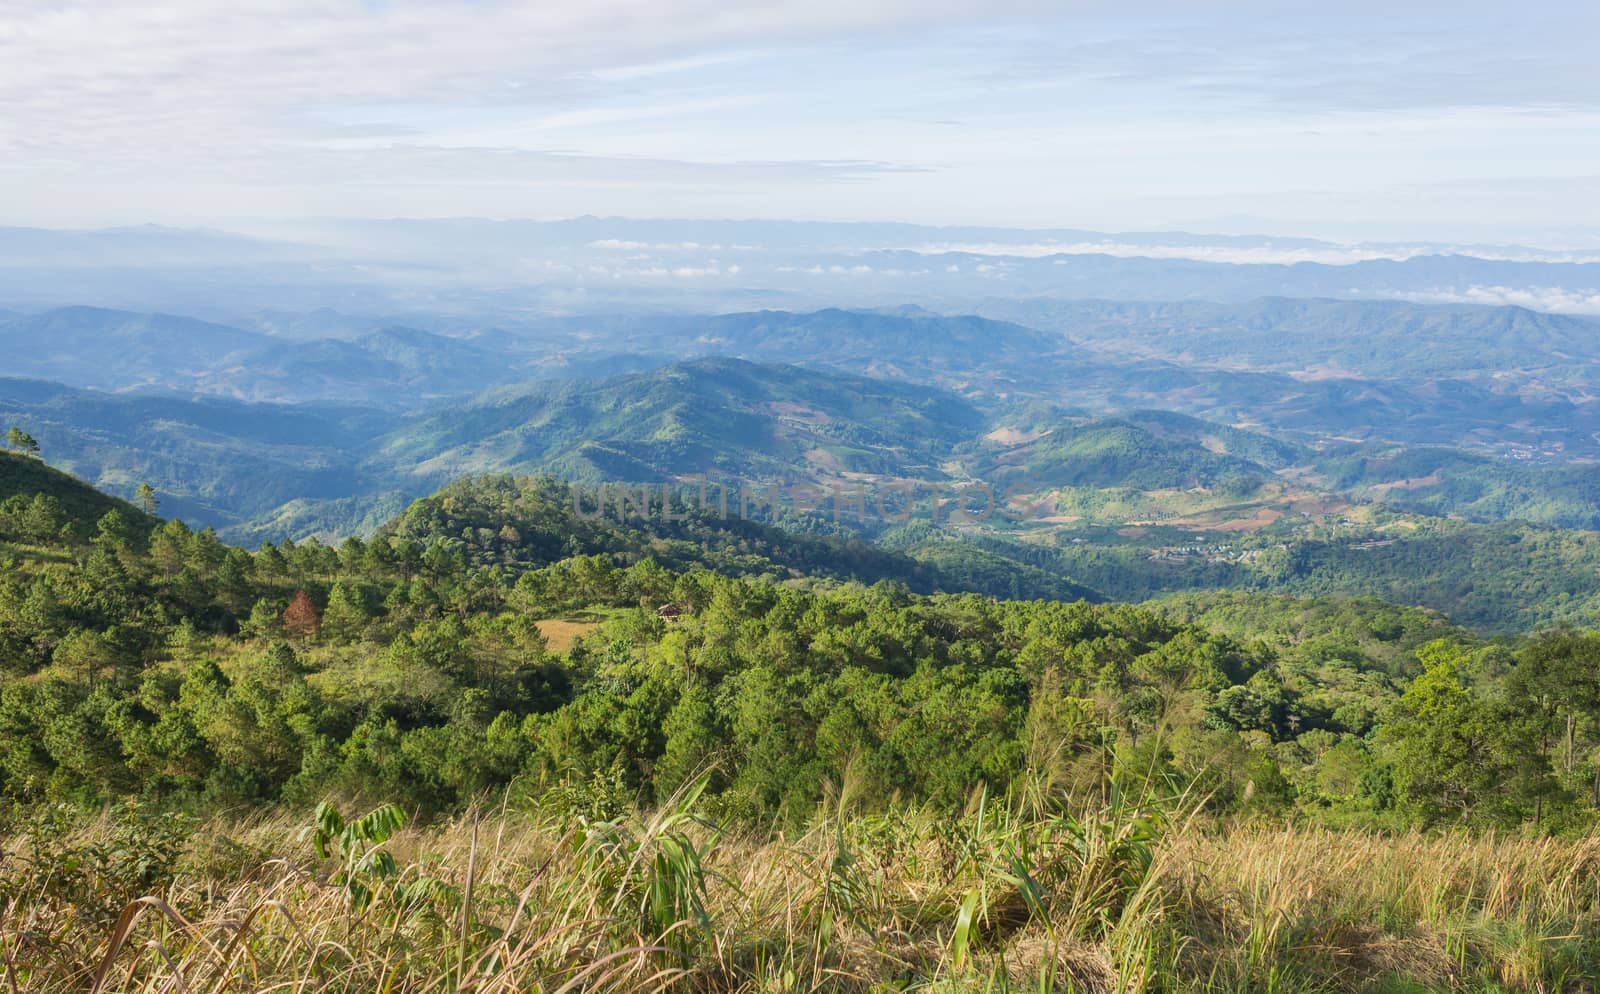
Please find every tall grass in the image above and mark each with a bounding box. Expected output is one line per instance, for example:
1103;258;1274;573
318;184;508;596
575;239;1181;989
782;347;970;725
2;790;1597;993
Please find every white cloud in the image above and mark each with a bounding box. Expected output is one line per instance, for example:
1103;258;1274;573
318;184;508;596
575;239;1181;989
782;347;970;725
1;0;1598;239
904;241;1600;266
0;1;1020;150
1388;286;1600;315
589;239;724;251
586;50;767;83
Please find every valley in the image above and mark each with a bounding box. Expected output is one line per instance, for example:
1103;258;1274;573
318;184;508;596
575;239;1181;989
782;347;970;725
10;296;1600;633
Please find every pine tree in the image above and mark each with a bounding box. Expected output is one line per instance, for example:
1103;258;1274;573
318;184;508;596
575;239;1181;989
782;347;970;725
321;581;370;641
135;483;160;515
283;590;322;642
5;427;38;456
241;598;285;640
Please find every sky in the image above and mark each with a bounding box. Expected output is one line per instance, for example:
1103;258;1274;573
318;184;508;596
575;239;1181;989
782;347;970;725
1;0;1597;245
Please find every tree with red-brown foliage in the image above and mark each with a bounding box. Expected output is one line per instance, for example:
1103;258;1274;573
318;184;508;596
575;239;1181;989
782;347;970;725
283;590;321;642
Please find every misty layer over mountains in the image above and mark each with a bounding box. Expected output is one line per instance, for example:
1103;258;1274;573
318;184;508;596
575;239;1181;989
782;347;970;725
2;219;1599;321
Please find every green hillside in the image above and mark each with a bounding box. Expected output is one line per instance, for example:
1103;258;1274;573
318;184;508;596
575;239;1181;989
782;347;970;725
973;409;1304;491
378;474;1096;602
945;517;1600;632
0;448;156;540
0;377;395;530
372;357;986;486
0;451;1593;847
1314;444;1600;529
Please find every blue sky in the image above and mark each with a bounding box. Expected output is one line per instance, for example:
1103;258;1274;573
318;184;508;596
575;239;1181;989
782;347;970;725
2;0;1596;244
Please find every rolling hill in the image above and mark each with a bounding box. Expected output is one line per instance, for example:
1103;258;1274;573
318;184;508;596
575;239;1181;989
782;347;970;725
0;448;157;538
370;357;988;487
0;377;399;530
971;409;1306;491
0;307;547;408
980;296;1600;390
377;473;1099;602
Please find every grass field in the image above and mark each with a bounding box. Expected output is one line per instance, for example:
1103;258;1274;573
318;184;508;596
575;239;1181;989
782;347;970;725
4;783;1596;993
536;609;626;652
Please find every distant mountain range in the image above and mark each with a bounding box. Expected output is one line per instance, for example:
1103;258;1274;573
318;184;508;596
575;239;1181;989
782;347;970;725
8;219;1600;635
7;288;1600;558
977;297;1600;390
0;355;996;538
4;346;1600;547
0;306;548;407
7;300;1600;456
2;219;1599;319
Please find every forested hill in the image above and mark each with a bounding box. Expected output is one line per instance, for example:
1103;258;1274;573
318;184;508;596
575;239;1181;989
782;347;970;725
2;458;1596;840
974;408;1307;491
377;474;1101;602
373;357;986;486
979;296;1600;389
0;449;156;539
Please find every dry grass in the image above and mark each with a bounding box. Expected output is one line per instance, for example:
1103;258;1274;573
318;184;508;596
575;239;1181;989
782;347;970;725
536;617;604;653
2;794;1597;994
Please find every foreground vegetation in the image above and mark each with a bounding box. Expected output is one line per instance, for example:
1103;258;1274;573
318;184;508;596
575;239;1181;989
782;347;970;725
6;468;1600;990
6;472;1600;831
6;787;1598;993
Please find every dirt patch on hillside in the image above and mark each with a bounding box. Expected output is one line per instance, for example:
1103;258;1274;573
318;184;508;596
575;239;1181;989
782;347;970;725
536;618;600;653
805;447;844;471
767;401;832;423
1368;473;1442;496
985;426;1047;445
1212;507;1285;531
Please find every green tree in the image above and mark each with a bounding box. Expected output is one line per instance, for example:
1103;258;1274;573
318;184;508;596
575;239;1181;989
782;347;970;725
1382;640;1560;827
1508;629;1600;810
149;519;191;578
200;643;314;790
52;630;121;686
20;495;65;543
135;483;160;516
321;581;371;641
5;427;39;456
95;510;134;550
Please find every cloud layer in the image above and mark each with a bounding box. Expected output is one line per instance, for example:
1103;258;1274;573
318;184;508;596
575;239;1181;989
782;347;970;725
1392;286;1600;316
1;0;1597;243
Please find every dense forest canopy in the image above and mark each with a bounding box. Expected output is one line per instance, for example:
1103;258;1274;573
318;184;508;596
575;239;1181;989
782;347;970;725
3;467;1597;838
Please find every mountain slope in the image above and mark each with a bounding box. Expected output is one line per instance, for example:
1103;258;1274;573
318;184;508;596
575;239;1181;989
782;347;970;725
0;378;399;530
372;357;988;486
0;307;547;407
1313;444;1600;529
973;409;1307;491
379;474;1100;601
0;449;157;537
981;297;1600;389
